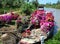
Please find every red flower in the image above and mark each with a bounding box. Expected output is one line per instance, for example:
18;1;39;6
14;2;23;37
25;29;31;35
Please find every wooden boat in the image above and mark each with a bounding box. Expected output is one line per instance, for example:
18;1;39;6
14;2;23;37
18;28;47;44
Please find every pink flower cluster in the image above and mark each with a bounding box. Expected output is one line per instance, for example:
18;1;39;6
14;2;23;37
0;12;19;24
30;10;54;33
40;21;54;33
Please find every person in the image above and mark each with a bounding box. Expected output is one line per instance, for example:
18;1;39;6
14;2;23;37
27;5;46;30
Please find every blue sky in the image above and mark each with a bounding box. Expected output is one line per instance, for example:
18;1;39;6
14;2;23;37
38;0;58;4
30;0;58;4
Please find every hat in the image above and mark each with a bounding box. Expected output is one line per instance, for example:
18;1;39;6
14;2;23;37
38;5;44;8
37;5;44;10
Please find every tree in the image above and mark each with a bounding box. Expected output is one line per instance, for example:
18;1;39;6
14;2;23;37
32;0;39;8
57;0;60;4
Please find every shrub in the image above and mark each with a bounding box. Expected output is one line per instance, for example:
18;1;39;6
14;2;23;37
21;3;36;15
0;12;19;24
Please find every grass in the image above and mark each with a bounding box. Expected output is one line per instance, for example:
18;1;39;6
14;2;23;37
0;40;2;44
45;30;60;44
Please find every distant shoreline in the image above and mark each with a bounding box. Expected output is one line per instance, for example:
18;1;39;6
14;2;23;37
45;6;60;9
45;4;60;9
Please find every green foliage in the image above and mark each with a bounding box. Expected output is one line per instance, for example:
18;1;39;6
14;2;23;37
32;0;39;8
45;30;60;44
20;3;36;15
57;0;60;4
55;4;60;9
45;39;60;44
0;7;20;14
45;4;60;9
53;30;60;40
0;41;2;44
0;0;39;15
0;0;25;8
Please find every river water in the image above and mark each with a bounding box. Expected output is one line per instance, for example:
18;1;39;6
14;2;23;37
45;7;60;29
